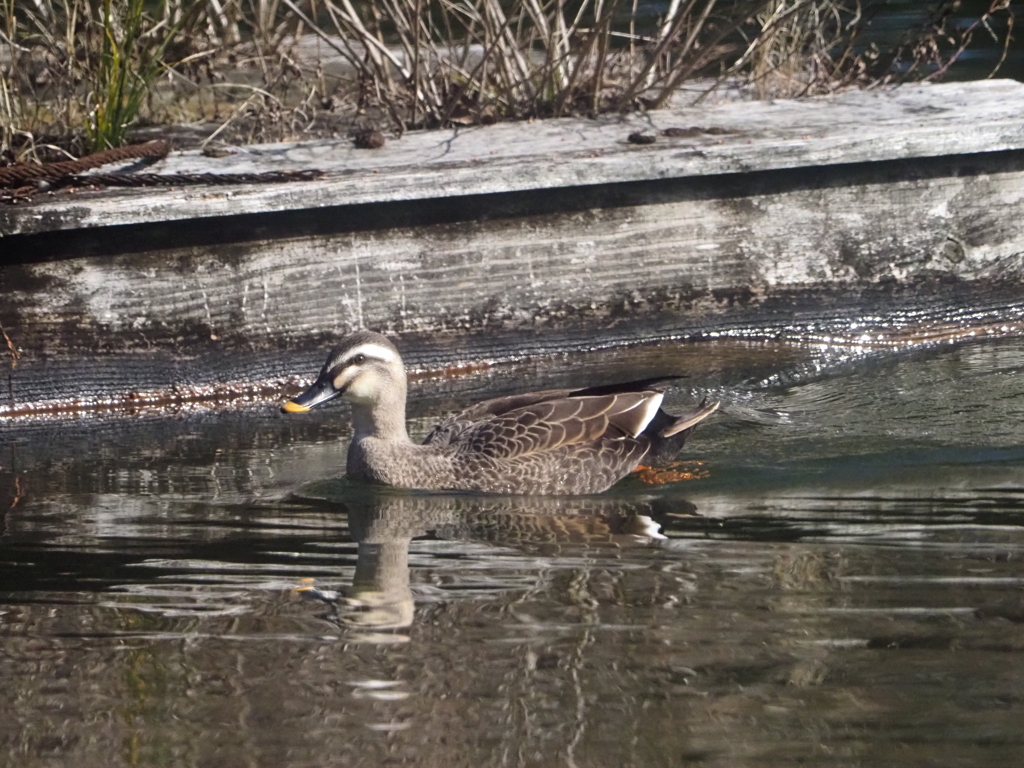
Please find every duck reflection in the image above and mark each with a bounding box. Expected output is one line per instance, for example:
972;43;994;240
295;484;696;631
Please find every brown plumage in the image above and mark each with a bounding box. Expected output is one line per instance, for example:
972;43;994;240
282;331;718;495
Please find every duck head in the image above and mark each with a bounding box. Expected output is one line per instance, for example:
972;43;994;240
282;331;406;413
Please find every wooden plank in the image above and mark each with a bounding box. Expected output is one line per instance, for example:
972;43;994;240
3;146;1024;414
2;80;1024;237
3;81;1024;414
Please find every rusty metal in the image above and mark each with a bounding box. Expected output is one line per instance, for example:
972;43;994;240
59;169;324;188
0;140;170;188
0;140;322;203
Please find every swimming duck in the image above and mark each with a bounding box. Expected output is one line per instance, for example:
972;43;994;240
282;331;718;494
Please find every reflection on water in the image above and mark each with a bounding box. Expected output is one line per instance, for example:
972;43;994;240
3;337;1024;766
292;489;674;635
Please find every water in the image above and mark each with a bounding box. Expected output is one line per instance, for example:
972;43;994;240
3;335;1024;766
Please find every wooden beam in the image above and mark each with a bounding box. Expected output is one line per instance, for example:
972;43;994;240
2;81;1024;414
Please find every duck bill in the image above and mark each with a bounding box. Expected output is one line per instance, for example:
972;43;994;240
282;374;341;413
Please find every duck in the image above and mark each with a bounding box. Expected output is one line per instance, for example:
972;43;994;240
281;331;719;495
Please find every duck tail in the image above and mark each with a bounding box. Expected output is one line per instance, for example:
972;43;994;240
659;397;720;438
640;397;719;467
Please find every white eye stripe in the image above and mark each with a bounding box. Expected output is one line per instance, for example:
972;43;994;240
341;343;398;366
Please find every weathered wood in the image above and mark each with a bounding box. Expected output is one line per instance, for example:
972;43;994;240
3;80;1023;237
2;81;1024;415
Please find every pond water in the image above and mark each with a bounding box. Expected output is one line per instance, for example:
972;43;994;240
3;334;1024;767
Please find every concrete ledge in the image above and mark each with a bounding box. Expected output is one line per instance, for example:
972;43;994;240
2;81;1024;415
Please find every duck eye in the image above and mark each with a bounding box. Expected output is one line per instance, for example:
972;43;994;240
352;354;366;366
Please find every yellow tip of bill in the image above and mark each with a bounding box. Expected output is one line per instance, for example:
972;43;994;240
282;400;311;413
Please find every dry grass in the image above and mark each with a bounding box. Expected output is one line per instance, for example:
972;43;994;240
0;0;1015;157
309;0;780;127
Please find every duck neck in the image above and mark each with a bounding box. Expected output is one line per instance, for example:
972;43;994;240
349;383;411;443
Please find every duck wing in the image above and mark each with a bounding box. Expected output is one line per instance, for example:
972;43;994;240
449;390;665;460
424;388;571;447
424;377;681;448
